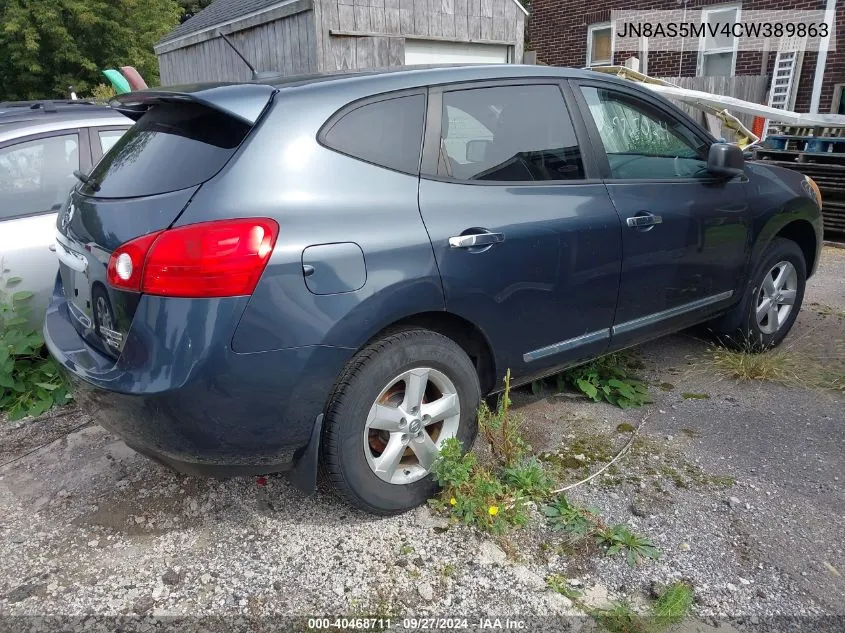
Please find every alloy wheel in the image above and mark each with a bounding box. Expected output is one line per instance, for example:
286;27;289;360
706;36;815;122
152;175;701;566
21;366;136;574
755;260;798;335
96;295;114;331
363;367;461;485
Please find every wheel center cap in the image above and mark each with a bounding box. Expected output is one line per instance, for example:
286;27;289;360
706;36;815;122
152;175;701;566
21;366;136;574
408;419;422;435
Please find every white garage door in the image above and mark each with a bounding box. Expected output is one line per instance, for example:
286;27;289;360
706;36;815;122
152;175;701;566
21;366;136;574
404;40;509;65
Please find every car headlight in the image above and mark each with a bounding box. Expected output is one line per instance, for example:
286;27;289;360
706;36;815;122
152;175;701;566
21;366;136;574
803;175;822;208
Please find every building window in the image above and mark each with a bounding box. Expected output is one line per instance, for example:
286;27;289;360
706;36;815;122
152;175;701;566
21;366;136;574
640;37;648;75
698;5;740;76
587;22;613;67
831;84;845;114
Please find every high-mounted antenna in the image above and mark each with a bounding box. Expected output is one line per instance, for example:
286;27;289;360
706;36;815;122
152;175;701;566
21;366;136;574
218;32;279;80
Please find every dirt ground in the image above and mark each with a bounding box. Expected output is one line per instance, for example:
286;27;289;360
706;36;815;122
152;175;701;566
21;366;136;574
0;247;842;631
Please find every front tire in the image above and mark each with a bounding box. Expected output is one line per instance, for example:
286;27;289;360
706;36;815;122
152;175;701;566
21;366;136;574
322;329;481;515
712;237;806;350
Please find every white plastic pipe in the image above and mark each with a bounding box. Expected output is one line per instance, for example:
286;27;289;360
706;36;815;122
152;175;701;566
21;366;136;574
645;82;845;126
810;0;837;114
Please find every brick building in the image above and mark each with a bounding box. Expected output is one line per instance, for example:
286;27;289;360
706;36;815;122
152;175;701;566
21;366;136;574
529;0;844;114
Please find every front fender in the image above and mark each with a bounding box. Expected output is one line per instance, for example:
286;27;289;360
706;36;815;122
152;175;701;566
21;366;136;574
745;162;823;278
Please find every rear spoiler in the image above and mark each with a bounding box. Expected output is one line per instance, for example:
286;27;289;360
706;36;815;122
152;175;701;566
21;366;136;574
111;83;277;125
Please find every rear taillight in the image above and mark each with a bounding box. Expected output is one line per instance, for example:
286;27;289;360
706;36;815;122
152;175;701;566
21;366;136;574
107;219;279;297
106;231;162;292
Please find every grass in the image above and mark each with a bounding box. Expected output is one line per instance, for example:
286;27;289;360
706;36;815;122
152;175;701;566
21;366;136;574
546;578;694;633
708;345;801;382
346;585;403;629
587;582;694;633
816;371;845;392
705;303;845;393
539;428;736;492
709;343;845;392
808;302;845;320
546;574;583;600
651;582;694;623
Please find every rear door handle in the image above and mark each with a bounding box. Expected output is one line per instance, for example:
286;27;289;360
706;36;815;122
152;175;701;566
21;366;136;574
448;232;505;249
626;213;663;229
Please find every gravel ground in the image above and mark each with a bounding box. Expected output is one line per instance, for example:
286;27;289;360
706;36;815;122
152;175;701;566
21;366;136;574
0;248;843;632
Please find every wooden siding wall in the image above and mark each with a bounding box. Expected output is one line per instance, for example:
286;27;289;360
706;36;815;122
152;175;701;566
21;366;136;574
315;0;525;73
656;75;770;131
158;11;317;85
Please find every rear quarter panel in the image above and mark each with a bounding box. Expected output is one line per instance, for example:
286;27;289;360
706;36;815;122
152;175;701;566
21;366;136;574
175;84;444;353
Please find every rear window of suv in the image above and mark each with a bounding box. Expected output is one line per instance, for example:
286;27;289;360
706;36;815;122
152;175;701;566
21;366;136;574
82;103;250;198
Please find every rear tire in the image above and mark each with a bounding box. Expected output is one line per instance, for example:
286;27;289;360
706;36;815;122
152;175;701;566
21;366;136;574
709;237;806;351
322;329;481;515
92;285;118;350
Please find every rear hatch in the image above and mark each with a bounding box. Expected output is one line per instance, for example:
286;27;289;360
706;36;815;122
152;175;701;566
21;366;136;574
54;84;275;357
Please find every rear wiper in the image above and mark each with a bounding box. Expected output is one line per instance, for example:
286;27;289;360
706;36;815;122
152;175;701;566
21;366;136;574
73;169;100;192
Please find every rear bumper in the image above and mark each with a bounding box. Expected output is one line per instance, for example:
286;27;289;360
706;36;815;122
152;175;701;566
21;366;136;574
44;285;354;476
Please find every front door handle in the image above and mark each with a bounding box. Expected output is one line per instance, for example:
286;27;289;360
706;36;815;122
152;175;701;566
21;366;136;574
448;232;505;249
626;213;663;229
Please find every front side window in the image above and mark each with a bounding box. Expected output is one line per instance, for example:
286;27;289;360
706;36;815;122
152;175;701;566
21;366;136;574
699;6;739;76
322;94;425;175
0;134;79;220
580;87;709;180
587;23;613;67
437;85;585;182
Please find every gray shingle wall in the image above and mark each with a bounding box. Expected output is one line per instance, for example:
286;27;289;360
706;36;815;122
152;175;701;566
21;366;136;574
159;10;318;84
318;0;525;72
160;0;287;44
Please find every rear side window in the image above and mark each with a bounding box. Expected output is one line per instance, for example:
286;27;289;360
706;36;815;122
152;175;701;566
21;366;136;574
437;85;585;182
83;103;250;198
321;94;425;175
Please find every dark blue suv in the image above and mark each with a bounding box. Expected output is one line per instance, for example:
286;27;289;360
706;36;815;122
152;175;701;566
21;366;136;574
45;66;823;514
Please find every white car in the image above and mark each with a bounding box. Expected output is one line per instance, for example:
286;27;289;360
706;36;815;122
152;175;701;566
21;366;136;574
0;100;131;325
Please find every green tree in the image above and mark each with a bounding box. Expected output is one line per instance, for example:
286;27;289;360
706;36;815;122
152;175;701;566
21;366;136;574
179;0;214;23
0;0;182;101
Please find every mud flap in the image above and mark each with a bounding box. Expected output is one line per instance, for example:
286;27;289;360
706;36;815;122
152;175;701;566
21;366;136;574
287;413;323;495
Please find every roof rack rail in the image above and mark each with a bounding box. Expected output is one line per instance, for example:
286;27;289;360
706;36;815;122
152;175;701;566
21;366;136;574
0;99;99;112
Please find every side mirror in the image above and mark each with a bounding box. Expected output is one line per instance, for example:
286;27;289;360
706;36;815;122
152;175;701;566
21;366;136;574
707;142;745;178
466;139;491;163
